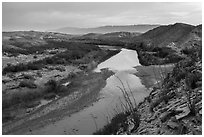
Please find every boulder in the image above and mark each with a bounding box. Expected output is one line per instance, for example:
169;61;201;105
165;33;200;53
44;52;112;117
160;111;172;123
175;105;190;120
126;119;135;132
199;109;202;115
167;121;179;129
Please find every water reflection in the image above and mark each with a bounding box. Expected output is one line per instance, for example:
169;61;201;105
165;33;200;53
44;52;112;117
31;48;149;135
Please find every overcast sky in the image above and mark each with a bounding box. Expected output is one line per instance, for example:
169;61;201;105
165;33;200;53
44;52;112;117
2;2;202;31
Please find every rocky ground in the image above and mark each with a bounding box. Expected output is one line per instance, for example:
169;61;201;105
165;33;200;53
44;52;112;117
104;59;202;135
2;48;66;68
133;60;202;135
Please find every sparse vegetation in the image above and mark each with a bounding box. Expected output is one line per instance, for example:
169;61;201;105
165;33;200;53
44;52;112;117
94;78;140;135
19;80;37;88
2;23;202;135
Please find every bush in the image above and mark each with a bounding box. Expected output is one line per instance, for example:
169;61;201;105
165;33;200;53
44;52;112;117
43;93;56;100
33;55;37;59
93;112;129;135
55;66;66;72
45;79;58;93
2;89;43;110
19;80;37;88
2;112;15;123
22;73;34;79
3;62;41;74
185;73;201;89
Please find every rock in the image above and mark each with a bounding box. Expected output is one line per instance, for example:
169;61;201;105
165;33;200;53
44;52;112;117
170;116;177;122
158;107;168;113
199;109;202;115
127;120;135;132
156;129;161;134
160;111;172;123
150;89;159;97
175;106;190;120
167;99;186;112
116;128;124;135
195;101;202;110
167;121;179;129
138;128;149;134
147;111;160;122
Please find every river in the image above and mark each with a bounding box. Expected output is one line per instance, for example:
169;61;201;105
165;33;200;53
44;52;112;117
31;48;149;135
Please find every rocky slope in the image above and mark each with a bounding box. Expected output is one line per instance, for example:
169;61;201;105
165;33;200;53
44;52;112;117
94;24;202;135
135;25;202;135
134;58;202;135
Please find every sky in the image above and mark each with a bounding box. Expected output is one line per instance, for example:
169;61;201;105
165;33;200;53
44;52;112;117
2;2;202;31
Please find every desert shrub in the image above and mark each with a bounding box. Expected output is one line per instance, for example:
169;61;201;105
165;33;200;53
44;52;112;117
21;90;42;102
19;80;37;88
2;89;43;110
44;79;65;94
68;72;76;79
185;73;201;90
45;79;57;89
94;111;140;135
55;66;66;72
49;51;58;54
2;112;15;123
36;71;42;77
56;59;66;64
45;57;54;64
23;101;40;108
43;93;56;100
175;69;186;82
93;112;129;135
33;55;37;59
166;54;183;63
153;48;169;58
57;86;69;94
22;73;34;79
3;62;41;74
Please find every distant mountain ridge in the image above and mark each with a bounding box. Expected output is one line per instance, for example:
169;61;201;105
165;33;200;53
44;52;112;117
51;25;160;34
3;23;201;55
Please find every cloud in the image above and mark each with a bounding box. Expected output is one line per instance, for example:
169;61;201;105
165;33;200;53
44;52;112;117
2;2;202;31
169;12;190;17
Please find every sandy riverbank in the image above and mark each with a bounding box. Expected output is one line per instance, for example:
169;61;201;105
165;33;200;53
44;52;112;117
3;69;114;135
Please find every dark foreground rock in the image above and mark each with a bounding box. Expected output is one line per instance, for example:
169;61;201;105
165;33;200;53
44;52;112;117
133;59;202;135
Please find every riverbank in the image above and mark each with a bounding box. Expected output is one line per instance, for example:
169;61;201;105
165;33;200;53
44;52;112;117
2;46;120;124
2;47;120;135
93;64;174;135
3;69;114;135
95;56;202;135
135;64;174;88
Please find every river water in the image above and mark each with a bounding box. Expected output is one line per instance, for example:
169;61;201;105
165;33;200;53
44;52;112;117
32;48;149;135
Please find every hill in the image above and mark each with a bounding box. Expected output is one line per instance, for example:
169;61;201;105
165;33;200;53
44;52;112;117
134;23;196;48
72;31;141;40
178;24;202;49
52;25;160;34
2;31;75;55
